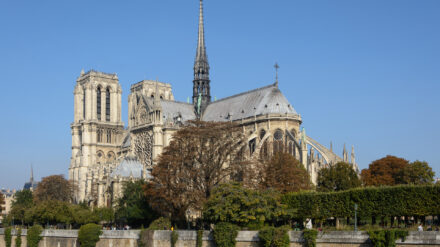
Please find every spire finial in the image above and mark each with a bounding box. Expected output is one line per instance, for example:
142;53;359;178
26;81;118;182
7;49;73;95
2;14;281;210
274;62;280;86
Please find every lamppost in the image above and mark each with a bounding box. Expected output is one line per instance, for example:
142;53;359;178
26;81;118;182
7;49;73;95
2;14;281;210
354;203;358;232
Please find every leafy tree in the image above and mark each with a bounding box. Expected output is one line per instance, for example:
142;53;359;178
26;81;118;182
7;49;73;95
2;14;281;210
33;175;73;203
262;152;312;193
93;207;115;223
203;183;289;227
361;155;409;186
9;189;33;224
144;121;248;221
26;225;43;247
24;200;73;225
115;180;156;228
78;223;102;247
401;161;435;185
317;162;361;192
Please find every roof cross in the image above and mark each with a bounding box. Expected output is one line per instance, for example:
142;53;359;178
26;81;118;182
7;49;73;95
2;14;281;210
274;62;280;86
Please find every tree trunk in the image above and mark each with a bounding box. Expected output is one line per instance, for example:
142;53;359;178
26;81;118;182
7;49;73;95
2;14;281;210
390;216;395;227
336;218;340;229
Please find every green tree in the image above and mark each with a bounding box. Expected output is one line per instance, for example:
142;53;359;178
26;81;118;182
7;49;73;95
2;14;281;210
203;183;289;227
9;189;33;224
402;161;435;185
361;155;409;186
33;175;73;203
24;200;73;225
78;223;102;247
115;180;157;228
317;162;361;192
262;152;312;193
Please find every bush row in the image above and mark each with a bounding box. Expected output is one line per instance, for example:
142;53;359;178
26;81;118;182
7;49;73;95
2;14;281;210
282;185;440;220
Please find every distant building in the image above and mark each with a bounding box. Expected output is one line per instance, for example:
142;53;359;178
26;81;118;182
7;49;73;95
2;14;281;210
0;188;16;223
23;165;38;191
69;0;358;207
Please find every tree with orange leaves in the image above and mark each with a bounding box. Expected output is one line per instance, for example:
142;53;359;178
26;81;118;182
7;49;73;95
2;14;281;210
261;152;312;193
361;155;409;186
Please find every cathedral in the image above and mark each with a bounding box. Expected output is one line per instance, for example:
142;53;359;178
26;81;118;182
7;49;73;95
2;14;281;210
69;0;358;207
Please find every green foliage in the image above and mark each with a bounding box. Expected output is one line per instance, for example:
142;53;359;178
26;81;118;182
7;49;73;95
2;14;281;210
27;225;43;247
402;161;435;185
203;183;290;227
258;226;290;247
4;227;12;247
115;180;157;228
93;207;114;223
282;185;440;220
213;222;239;247
171;231;179;247
78;223;103;247
15;228;22;247
197;230;204;247
302;229;317;247
367;229;408;247
317;162;361;192
147;217;171;230
9;190;33;224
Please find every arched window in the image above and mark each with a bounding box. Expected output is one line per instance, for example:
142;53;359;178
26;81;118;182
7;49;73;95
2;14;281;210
106;129;111;143
249;138;256;155
97;129;102;143
260;129;266;140
97;87;102;120
106;88;111;122
273;129;284;154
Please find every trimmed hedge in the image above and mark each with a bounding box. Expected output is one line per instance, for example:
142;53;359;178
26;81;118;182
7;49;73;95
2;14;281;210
27;225;43;247
282;185;440;220
213;222;239;247
78;223;103;247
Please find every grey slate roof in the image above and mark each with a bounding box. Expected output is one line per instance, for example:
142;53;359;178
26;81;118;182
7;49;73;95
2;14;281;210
160;100;196;123
111;156;151;179
202;83;298;122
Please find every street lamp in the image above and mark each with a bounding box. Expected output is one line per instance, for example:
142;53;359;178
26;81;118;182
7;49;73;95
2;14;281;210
354;203;358;232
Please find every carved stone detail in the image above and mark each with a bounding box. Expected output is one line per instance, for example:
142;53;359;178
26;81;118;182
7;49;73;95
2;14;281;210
134;131;153;169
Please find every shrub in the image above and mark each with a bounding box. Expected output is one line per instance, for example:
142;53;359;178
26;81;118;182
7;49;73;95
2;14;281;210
171;231;179;247
302;229;317;247
197;230;204;247
213;222;239;247
4;227;12;247
15;228;22;247
147;217;171;230
27;225;43;247
258;226;290;247
367;229;408;247
78;223;103;247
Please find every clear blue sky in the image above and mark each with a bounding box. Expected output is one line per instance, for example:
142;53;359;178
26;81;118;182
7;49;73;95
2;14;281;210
0;0;439;189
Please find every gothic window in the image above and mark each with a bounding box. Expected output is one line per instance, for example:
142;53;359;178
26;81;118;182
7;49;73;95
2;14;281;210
260;129;266;140
273;129;284;154
97;87;102;120
249;138;256;155
106;129;112;143
106;88;110;122
107;151;115;162
97;129;102;143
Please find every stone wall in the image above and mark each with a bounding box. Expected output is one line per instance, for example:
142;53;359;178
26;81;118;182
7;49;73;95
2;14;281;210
0;229;439;247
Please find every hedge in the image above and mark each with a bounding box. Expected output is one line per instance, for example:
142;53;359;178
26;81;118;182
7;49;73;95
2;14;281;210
282;185;440;220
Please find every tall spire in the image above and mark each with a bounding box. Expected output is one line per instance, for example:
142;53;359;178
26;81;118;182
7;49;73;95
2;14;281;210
193;0;211;116
30;164;34;183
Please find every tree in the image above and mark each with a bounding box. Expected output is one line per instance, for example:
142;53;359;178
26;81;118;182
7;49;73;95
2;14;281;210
33;175;73;203
361;155;409;186
203;183;289;227
401;161;435;185
115;180;157;228
317;162;361;192
9;189;34;224
144;121;248;221
261;152;312;193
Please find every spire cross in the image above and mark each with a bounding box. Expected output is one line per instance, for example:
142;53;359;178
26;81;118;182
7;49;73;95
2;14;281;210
274;63;280;84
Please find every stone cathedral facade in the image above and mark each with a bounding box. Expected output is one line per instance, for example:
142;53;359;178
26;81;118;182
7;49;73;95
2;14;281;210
69;0;358;207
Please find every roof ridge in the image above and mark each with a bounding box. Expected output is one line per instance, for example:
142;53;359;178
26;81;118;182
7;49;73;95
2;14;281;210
160;99;193;105
209;83;276;104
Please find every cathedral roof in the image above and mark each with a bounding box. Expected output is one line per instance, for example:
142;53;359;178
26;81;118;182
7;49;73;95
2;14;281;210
160;100;196;123
202;83;298;121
